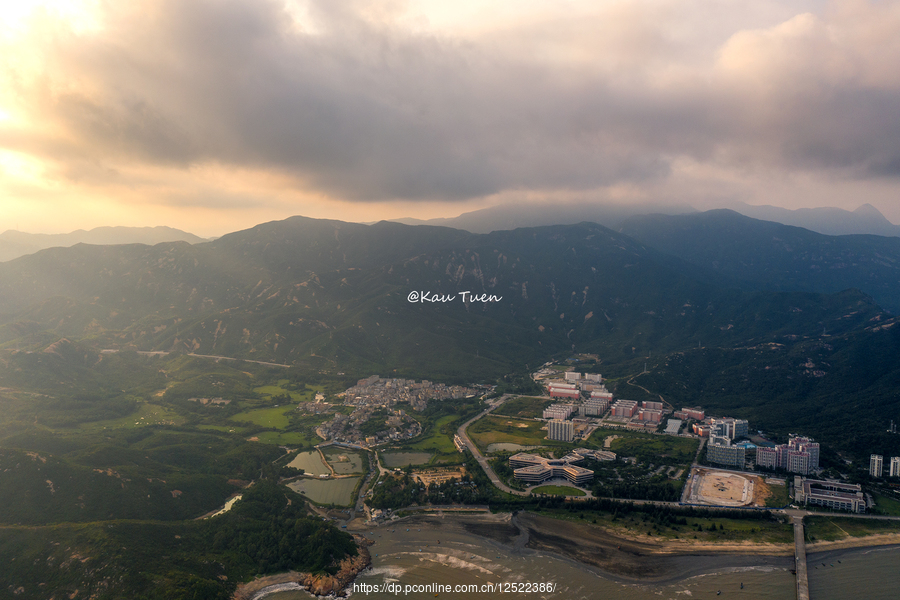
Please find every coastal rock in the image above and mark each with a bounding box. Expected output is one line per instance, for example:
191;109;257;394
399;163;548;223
233;534;371;600
304;536;372;597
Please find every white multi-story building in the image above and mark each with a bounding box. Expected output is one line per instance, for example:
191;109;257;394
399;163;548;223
543;404;576;420
547;419;574;442
706;436;746;468
710;418;749;440
890;456;900;478
509;453;593;485
582;398;609;417
870;454;884;478
795;477;865;513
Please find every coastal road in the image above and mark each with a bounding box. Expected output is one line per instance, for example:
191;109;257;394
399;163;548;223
456;395;529;497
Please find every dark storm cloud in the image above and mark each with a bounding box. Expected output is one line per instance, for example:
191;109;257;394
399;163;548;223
9;0;900;201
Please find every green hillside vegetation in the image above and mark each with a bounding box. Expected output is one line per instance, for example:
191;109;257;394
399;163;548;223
0;217;885;382
5;214;900;592
0;481;356;600
620;209;900;313
629;323;900;458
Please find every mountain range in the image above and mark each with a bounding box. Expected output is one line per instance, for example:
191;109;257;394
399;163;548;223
392;201;900;238
0;215;884;377
0;213;898;457
0;226;207;262
619;209;900;313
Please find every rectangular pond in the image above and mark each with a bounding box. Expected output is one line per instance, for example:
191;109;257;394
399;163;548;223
322;447;367;475
287;476;360;506
286;450;331;476
381;452;434;468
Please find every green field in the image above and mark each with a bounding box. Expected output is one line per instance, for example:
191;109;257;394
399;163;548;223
79;402;186;432
532;485;587;496
763;480;791;508
229;406;292;428
253;381;325;403
588;428;698;465
467;416;554;452
806;516;900;542
253;430;318;445
872;492;900;516
493;396;553;419
403;415;459;455
535;508;794;544
197;423;248;434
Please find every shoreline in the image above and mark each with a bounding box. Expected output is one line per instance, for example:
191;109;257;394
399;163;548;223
236;511;900;598
232;535;372;600
371;511;899;585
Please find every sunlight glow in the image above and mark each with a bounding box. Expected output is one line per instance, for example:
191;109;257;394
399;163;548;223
0;0;101;35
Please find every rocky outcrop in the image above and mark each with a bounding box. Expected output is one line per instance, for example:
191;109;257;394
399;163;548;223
233;535;372;600
302;541;371;597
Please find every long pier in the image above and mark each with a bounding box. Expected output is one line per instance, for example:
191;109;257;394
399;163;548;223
792;516;810;600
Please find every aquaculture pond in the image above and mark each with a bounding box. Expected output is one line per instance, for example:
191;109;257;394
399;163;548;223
286;476;360;506
322;447;367;475
381;452;434;468
286;450;330;476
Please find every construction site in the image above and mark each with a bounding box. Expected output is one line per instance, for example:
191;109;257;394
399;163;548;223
684;467;773;507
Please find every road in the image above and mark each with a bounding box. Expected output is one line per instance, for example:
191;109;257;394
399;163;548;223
104;349;293;368
456;395;529;496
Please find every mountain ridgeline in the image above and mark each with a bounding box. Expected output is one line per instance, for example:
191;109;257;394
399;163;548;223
619;209;900;313
0;215;888;382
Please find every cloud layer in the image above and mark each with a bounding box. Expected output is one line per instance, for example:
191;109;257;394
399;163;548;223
2;0;900;231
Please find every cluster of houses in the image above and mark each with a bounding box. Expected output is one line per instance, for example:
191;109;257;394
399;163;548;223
341;375;477;412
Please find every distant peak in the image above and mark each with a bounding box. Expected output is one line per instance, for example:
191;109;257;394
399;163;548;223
853;203;894;225
854;203;883;216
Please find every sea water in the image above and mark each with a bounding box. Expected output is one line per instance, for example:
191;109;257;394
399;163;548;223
808;545;900;600
264;516;802;600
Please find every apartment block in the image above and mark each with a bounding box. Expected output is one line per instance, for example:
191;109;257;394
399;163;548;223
611;399;638;418
638;408;663;423
706;437;746;468
543;404;576;420
756;436;819;475
677;407;705;420
890;456;900;478
547;419;575;443
870;454;883;478
582;398;609;417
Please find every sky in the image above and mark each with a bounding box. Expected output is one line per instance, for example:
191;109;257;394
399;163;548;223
1;0;900;236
